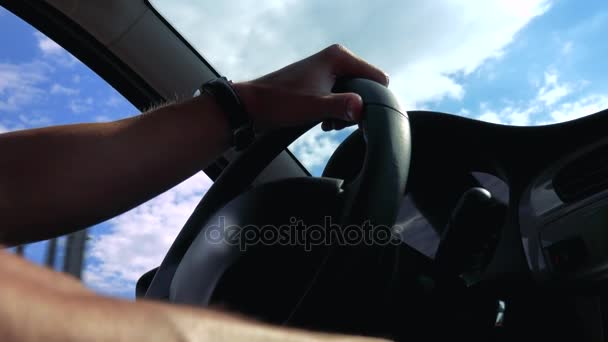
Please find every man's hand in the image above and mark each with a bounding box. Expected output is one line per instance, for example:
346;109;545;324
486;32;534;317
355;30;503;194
234;44;389;131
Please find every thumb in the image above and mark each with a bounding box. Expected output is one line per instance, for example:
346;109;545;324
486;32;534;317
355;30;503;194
319;92;364;122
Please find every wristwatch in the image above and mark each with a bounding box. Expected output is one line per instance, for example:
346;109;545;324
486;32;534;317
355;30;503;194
198;77;255;151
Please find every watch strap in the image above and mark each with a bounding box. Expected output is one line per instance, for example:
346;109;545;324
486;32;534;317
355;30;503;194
201;77;254;150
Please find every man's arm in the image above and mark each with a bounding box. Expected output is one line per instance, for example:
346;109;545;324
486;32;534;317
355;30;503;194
0;45;391;341
0;44;388;245
0;251;386;342
0;94;228;245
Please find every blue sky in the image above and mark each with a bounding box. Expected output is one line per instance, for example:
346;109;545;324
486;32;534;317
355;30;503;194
2;0;608;298
0;6;215;298
429;0;608;119
0;6;145;297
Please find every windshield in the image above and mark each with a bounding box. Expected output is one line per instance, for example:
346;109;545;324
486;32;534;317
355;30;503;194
150;0;608;175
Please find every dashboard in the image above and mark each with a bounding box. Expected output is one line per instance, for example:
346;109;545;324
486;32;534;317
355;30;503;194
394;109;608;289
522;139;608;283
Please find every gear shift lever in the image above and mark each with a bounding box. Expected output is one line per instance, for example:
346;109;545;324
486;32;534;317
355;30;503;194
435;187;506;285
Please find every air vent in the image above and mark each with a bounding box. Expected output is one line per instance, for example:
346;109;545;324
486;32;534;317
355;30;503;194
554;144;608;203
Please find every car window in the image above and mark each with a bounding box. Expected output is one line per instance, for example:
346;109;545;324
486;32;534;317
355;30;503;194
150;0;608;175
0;6;212;298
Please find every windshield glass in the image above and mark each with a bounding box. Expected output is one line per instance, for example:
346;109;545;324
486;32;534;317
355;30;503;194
150;0;608;175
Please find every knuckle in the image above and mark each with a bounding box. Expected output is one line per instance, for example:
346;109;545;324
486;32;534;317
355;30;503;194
325;44;348;58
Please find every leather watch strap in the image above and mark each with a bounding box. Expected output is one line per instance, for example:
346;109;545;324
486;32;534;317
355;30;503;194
201;77;254;150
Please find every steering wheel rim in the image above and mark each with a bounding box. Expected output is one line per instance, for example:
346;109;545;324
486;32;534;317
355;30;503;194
144;79;412;316
333;79;411;227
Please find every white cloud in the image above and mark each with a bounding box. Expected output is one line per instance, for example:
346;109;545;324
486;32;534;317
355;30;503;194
0;114;51;133
536;71;572;106
0;121;25;132
34;32;64;56
34;32;78;67
50;83;79;96
18;114;51;127
0;61;49;111
69;97;94;113
508;107;538;126
477;104;538;126
0;38;79;113
475;92;608;127
458;108;471;116
550;95;608;122
84;172;213;296
391;64;464;108
474;69;596;125
105;95;123;107
0;120;26;133
288;124;356;171
477;111;503;124
94;115;112;122
0;92;42;112
151;0;551;107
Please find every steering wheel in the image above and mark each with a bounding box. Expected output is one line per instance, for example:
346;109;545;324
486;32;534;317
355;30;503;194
144;78;413;333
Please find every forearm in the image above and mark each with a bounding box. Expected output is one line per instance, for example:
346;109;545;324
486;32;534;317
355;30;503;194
0;93;230;245
0;44;388;245
0;252;380;342
0;293;376;342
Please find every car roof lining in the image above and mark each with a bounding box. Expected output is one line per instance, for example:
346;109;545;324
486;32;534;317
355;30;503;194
46;0;218;103
1;0;309;182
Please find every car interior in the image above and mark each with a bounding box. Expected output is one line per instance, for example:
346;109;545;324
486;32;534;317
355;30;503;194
4;1;608;341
